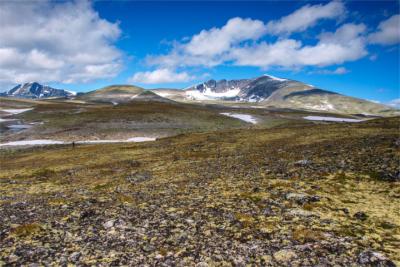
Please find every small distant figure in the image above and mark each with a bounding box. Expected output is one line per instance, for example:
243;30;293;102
72;141;75;148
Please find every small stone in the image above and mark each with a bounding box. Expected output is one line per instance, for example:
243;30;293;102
103;219;115;229
261;255;272;264
126;171;152;184
274;249;297;263
69;252;81;262
358;250;395;266
353;211;368;221
288;209;316;217
154;254;164;260
196;262;209;267
286;193;320;204
294;160;312;166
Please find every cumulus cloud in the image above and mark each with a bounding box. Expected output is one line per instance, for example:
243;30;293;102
312;67;349;75
368;14;400;45
386;98;400;109
184;17;266;57
0;0;122;87
231;23;367;68
147;17;266;68
128;68;193;84
147;2;371;71
265;1;345;35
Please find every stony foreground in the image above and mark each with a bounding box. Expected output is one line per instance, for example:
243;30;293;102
0;118;399;266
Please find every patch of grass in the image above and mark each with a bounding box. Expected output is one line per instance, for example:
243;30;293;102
32;168;56;178
235;213;256;228
292;228;324;243
116;193;135;204
11;223;42;237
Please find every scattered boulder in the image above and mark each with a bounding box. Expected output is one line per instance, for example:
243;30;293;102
294;160;312;167
129;160;141;168
126;171;153;184
353;211;368;221
273;249;297;263
358;250;395;266
286;193;320;205
288;209;316;218
103;219;115;229
69;252;81;262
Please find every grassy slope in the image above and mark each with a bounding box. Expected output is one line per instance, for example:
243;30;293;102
2;97;327;142
1;100;250;141
0;117;399;265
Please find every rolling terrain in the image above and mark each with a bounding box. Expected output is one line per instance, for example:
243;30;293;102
1;93;376;145
0;80;399;266
0;117;399;265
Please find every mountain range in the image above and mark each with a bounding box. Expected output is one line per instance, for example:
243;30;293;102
1;82;75;99
150;75;396;116
2;75;397;116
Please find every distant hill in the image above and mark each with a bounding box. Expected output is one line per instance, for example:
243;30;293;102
3;82;75;99
151;75;398;116
77;85;173;104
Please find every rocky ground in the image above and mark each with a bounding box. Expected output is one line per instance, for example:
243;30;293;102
0;117;399;266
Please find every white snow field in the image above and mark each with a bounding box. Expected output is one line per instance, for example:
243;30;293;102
220;113;258;124
0;140;65;146
0;118;16;122
1;108;33;114
303;116;363;122
0;137;157;147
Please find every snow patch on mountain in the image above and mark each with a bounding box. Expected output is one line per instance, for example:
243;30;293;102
185;86;240;101
154;92;173;97
65;90;77;96
263;74;287;82
303;116;363;122
2;108;33;114
0;136;157;147
303;100;335;111
220;113;258;124
0;118;17;122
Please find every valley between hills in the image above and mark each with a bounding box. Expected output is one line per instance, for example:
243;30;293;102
0;78;399;266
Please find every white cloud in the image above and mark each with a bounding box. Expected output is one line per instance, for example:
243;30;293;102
368;14;400;45
128;68;193;84
184;17;266;57
231;23;367;68
147;3;369;72
386;98;400;109
266;1;345;35
147;17;266;68
0;0;122;87
332;67;349;74
313;66;349;75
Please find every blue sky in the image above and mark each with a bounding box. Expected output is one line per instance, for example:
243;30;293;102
0;1;399;104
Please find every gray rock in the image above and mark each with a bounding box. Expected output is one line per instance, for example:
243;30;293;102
288;209;316;217
294;159;312;166
69;252;81;262
103;219;115;229
126;171;153;184
353;211;368;221
358;250;395;266
286;193;320;204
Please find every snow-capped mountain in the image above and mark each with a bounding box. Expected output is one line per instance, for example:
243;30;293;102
151;74;396;116
154;75;293;102
4;82;75;99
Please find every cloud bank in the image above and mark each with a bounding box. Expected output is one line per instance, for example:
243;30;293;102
129;69;193;84
136;1;399;83
0;0;122;87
